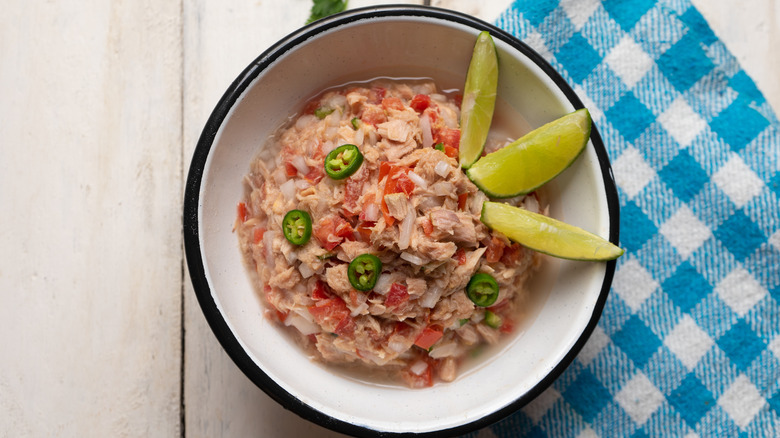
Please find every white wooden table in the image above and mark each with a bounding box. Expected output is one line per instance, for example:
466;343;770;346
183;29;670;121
1;1;777;436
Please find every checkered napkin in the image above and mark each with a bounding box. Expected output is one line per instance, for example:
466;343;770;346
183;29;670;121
468;0;780;436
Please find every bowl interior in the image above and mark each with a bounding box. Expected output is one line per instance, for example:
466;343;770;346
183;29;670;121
191;9;615;435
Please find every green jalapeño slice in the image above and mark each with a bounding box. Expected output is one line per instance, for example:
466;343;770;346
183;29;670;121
282;209;312;245
325;144;364;180
466;272;499;307
348;254;382;292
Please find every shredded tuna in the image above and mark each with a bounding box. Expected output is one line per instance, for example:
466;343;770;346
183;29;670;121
236;79;543;388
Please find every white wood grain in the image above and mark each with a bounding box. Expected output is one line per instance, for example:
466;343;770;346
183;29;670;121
692;0;780;114
0;0;183;436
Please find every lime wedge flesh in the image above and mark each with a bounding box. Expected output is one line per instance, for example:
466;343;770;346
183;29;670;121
459;31;498;169
467;109;592;198
480;201;623;261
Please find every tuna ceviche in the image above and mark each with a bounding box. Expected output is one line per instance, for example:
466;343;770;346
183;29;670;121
235;79;547;387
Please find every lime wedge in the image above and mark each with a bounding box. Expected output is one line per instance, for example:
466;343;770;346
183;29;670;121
459;31;498;169
466;109;592;198
480;201;623;261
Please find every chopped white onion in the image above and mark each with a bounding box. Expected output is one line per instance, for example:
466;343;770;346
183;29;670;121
291;155;309;175
285;314;321;335
322;140;336;154
298;262;315;279
407;171;427;189
362;203;380;222
354;126;365;145
279;179;296;201
523;194;540;214
409;360;428;376
400;251;425;266
373;273;392;295
419;285;442;308
262;230;276;268
295;114;317;130
295;179;311;190
388;340;409;353
429;342;459;359
272;168;287;185
434;160;451;177
284;248;298;265
350;302;369;317
420;114;433;149
398;209;415;250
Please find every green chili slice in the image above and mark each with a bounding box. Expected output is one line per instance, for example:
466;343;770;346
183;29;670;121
484;310;502;329
350;117;360;130
282;209;312;245
314;107;335;119
348;254;382;292
466;272;499;307
324;144;364;180
434;143;445;152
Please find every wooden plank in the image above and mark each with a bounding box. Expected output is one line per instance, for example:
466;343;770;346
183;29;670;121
0;0;183;436
692;0;780;113
180;0;360;436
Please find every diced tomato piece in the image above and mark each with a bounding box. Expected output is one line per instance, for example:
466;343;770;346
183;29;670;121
500;243;524;265
361;104;387;125
275;309;288;323
385;283;409;311
394;172;415;196
308;296;354;336
381;97;404;111
304;165;324;184
236;202;248;223
370;87;386;104
311;280;330;300
284;161;298;177
436;127;461;150
500;317;515;334
443;145;458;159
378;162;393;181
414;325;443;350
334;315;356;336
485;236;505;263
410;94;432;113
457;193;468;210
420;217;433;236
343;170;367;217
379;163;413;226
356;221;375;242
314;215;354;250
380;202;395;226
454;248;467;265
253;227;266;244
334;220;356;242
423;106;439;124
454;93;463;107
393;321;415;338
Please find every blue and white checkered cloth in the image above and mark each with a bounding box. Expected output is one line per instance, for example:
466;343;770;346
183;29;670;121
469;0;780;436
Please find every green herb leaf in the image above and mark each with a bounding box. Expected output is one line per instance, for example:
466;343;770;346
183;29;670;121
306;0;348;24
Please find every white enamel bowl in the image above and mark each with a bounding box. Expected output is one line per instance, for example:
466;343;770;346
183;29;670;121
184;6;620;437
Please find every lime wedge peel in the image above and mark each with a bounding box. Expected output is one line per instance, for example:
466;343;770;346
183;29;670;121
480;201;623;261
459;31;498;169
466;109;592;198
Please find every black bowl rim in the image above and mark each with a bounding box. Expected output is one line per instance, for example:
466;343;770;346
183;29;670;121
183;4;620;437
